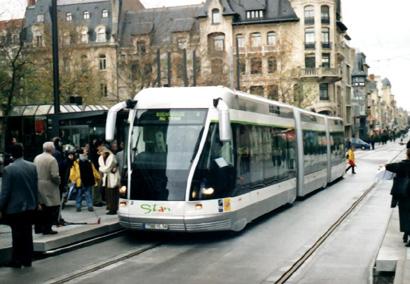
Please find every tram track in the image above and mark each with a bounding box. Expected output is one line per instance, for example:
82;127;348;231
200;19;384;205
45;145;405;284
270;147;405;284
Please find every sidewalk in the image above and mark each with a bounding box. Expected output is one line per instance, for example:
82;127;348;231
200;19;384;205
374;144;409;284
0;197;121;265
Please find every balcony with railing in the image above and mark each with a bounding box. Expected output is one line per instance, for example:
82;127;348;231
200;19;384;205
304;17;315;25
321;17;330;24
304;42;315;50
299;67;342;82
321;42;332;49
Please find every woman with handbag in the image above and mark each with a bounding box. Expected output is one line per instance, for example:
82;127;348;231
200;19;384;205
386;148;410;246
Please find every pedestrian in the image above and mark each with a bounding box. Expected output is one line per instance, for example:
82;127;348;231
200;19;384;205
98;146;120;215
33;142;61;235
3;137;17;167
345;145;356;174
386;148;410;246
115;141;125;178
90;139;104;207
69;149;100;212
0;143;38;268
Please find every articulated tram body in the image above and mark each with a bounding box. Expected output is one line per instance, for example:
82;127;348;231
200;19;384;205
106;87;345;232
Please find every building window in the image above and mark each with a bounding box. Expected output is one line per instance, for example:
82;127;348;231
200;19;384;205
268;57;277;73
96;27;106;42
212;9;221;24
80;29;88;43
304;5;314;25
267;31;277;46
213;34;225;51
100;83;108;97
321;28;330;48
250;86;264;96
35;35;43;47
321;5;330;24
250;57;262;74
268;85;279;100
246;10;264;19
305;28;315;49
177;37;187;49
239;59;246;74
63;33;71;46
211;59;223;74
320;83;329;100
137;40;146;55
66;12;72;22
99;54;106;70
305;55;316;68
83;11;90;20
102;9;109;18
37;14;44;23
208;33;225;53
322;53;330;68
236;34;244;49
250;32;261;48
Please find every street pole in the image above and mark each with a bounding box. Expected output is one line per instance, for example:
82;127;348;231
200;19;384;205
50;0;60;138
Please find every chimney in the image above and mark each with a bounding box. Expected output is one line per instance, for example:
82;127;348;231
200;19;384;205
28;0;36;6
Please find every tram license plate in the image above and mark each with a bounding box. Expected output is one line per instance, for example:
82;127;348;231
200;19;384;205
144;223;169;230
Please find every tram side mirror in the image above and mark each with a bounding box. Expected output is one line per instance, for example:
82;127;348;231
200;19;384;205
214;98;232;142
106;100;137;142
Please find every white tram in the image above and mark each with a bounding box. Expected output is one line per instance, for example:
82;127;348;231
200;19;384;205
106;87;345;232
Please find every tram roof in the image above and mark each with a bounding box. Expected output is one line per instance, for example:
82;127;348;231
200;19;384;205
0;104;109;117
133;86;343;122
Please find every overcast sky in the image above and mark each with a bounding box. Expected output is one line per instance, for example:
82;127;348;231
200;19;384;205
0;0;408;111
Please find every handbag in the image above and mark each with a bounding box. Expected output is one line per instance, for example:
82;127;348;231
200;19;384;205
391;175;410;198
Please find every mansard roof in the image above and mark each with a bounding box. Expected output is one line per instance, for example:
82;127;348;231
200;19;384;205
198;0;298;24
382;78;392;88
120;5;201;47
23;0;112;43
352;52;368;77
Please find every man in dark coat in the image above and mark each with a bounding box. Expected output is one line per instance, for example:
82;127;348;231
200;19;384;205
0;143;38;268
386;148;410;246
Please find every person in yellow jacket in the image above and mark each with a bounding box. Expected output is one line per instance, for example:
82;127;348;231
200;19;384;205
345;145;356;174
70;149;100;212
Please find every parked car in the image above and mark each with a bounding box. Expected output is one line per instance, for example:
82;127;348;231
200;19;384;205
351;138;371;150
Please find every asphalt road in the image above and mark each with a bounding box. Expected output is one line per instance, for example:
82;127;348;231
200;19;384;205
0;142;405;284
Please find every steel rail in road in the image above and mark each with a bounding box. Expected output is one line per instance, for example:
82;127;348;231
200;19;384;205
270;147;405;284
45;146;405;284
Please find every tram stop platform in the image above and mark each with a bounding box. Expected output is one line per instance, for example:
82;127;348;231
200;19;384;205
0;198;121;266
375;208;410;284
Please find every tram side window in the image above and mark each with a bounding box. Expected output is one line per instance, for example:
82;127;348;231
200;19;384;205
234;124;295;196
330;132;345;165
190;124;235;200
303;130;327;175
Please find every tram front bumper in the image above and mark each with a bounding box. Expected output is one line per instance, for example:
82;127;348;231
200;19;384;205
118;213;235;232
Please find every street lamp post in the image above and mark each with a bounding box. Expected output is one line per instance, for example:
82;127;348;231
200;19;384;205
50;0;60;138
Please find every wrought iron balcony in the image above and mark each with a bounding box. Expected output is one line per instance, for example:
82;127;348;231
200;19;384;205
321;17;330;24
304;17;315;25
321;42;332;49
304;42;316;49
299;67;342;82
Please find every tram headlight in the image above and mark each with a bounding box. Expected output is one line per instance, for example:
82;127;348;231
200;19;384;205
201;187;215;196
119;186;127;198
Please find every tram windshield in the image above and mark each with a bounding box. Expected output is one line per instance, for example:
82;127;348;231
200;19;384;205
129;109;207;201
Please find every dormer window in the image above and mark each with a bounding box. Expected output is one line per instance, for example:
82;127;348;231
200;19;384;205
212;9;221;24
96;26;106;42
83;11;90;20
37;14;44;23
102;9;109;18
246;10;264;20
66;12;72;22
